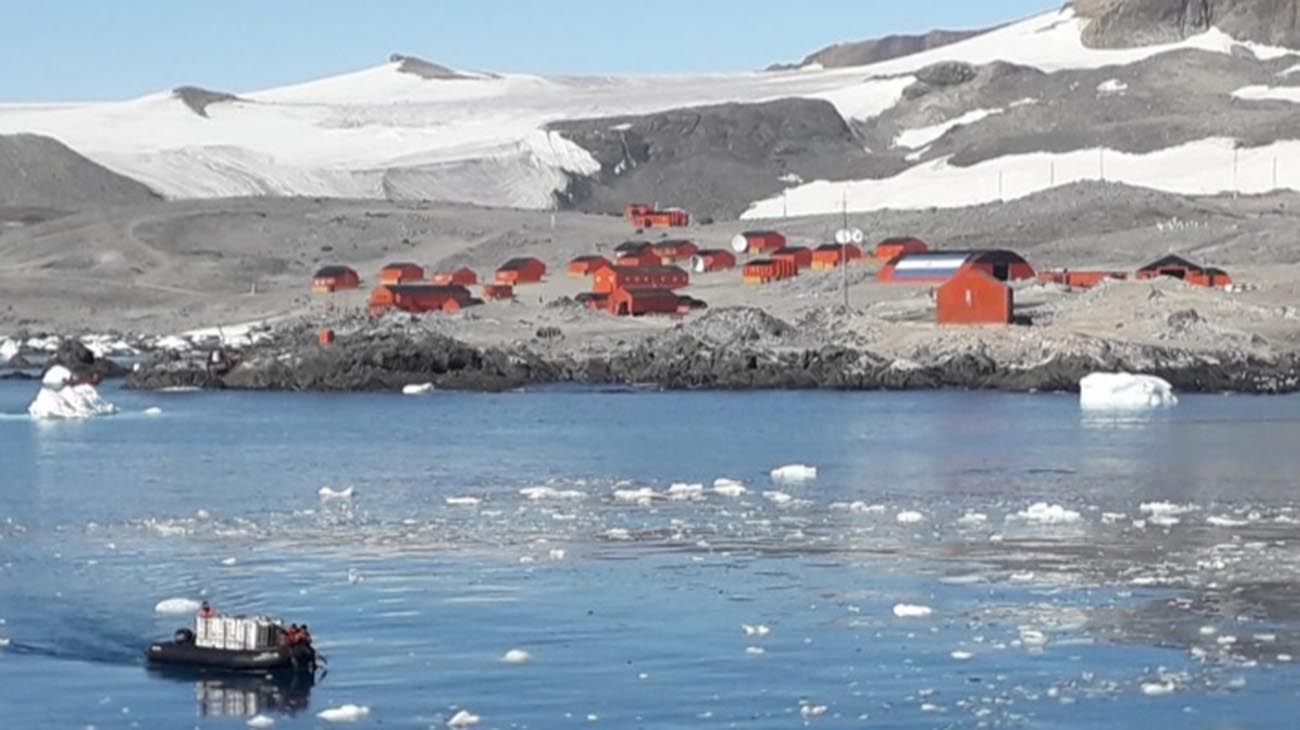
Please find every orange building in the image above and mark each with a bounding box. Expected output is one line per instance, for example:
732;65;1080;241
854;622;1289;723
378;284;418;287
481;283;514;301
431;267;478;286
379;262;425;285
731;230;787;255
878;250;1035;284
631;208;689;229
624;203;653;222
742;258;796;284
607;287;685;316
874;237;928;261
936;269;1013;324
772;246;813;271
592;265;689;294
312;265;361;293
810;243;864;270
568;255;612;276
495;257;547;285
1135;255;1232;287
689;249;737;273
1037;270;1128;289
368;284;474;317
650;239;699;263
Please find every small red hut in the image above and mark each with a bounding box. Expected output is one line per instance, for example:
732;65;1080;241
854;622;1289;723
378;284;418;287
810;243;864;270
592;265;689;294
312;265;361;293
936;269;1013;324
874;237;928;261
568;255;612;277
431;267;478;286
689;249;737;273
731;230;787;255
495;257;547;285
772;246;813;272
379;262;424;285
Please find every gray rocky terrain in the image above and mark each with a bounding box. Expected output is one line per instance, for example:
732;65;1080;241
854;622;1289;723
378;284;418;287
769;28;990;70
171;86;241;118
0;134;158;221
1076;0;1300;48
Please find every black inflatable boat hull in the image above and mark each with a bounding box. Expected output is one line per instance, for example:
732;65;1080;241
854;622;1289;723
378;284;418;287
146;641;313;672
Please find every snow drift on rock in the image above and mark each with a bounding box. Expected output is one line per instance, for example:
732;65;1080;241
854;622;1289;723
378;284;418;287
1079;372;1178;409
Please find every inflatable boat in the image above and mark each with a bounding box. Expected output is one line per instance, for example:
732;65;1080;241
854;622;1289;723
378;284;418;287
147;615;317;673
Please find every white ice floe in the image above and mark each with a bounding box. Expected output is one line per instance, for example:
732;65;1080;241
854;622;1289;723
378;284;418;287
800;704;828;719
957;512;989;527
143;406;163;416
317;704;371;722
950;650;974;661
1019;629;1049;649
246;715;275;728
501;648;532;664
347;569;363;584
0;338;18;364
0;636;10;649
445;496;481;507
604;528;632;541
318;486;355;500
1140;502;1196;517
1097;78;1128;95
896;511;926;524
614;487;658;505
667;483;705;501
742;624;772;637
27;366;119;420
712;478;748;497
548;548;566;560
402;383;435;395
745;646;766;655
1207;515;1249;527
763;491;794;505
1079;373;1178;410
770;464;817;483
892;603;933;618
220;557;238;566
154;598;202;615
1009;503;1082;525
447;709;481;727
1140;681;1176;696
519;486;585;501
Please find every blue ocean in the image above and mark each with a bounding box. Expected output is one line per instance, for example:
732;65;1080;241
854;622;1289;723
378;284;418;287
3;379;1300;728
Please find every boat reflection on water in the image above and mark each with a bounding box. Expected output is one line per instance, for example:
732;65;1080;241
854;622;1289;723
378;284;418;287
148;666;316;718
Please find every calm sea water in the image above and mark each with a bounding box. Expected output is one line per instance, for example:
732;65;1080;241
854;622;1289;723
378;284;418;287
2;380;1300;728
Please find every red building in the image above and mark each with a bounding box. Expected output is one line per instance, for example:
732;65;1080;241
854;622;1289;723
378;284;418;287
877;250;1035;284
874;237;928;261
772;246;813;271
1037;270;1128;289
616;250;664;267
495;257;547;285
607;287;684;315
631;208;689;229
742;258;796;284
731;230;787;255
810;243;864;270
379;262;424;285
368;284;474;317
431;267;478;286
592;265;689;294
567;255;612;277
312;265;361;293
481;284;514;301
689;249;737;273
1135;255;1232;287
936;269;1013;325
650;239;699;263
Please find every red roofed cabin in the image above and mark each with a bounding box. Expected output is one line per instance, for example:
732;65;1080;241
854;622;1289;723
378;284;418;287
368;284;474;317
1037;269;1128;289
495;257;547;285
624;203;653;222
593;265;689;294
772;246;813;272
312;265;360;293
607;287;687;316
1135;255;1232;287
431;267;478;286
875;237;928;261
731;230;786;255
632;208;689;229
810;243;864;270
650;239;699;263
482;284;514;301
568;255;611;277
937;269;1013;325
689;249;737;273
878;250;1035;284
742;258;796;284
379;262;424;285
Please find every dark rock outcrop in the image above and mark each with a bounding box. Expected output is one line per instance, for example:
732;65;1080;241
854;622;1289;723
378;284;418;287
1075;0;1300;49
172;86;241;118
49;339;128;380
388;54;489;80
771;28;990;70
0;134;159;210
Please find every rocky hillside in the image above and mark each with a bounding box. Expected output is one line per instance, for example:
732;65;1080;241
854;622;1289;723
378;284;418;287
0;133;159;214
1075;0;1300;47
770;28;987;70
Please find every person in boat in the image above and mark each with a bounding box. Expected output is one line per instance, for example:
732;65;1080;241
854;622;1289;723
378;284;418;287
300;625;313;647
284;623;301;646
198;601;216;618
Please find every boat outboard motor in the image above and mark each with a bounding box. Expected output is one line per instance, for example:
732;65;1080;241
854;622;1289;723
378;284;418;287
174;628;196;644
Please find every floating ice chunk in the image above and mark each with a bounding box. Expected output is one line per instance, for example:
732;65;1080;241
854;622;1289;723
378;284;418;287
745;646;766;655
220;557;238;566
447;709;480;727
1198;626;1218;636
402;383;435;395
1140;681;1176;696
1019;629;1048;648
1207;515;1248;527
153;335;192;352
1149;514;1180;527
0;636;9;649
519;486;585;501
950;650;974;661
347;569;363;584
445;496;481;507
800;704;828;719
247;715;275;728
317;704;371;722
892;604;933;618
957;512;988;527
1140;502;1195;517
770;464;817;483
548;548;566;560
501;649;532;664
318;486;354;500
763;491;793;505
604;528;632;541
712;478;748;497
1079;372;1177;409
1010;503;1081;525
614;487;658;505
896;511;925;524
742;624;772;637
28;370;119;419
1216;635;1238;646
154;598;201;615
143;406;163;416
0;338;18;364
1279;653;1294;662
667;483;705;501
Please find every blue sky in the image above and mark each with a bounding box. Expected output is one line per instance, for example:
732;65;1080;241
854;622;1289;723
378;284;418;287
2;0;1053;101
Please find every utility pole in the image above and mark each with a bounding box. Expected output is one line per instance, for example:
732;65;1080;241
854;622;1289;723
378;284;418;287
1050;160;1055;187
998;170;1004;200
1274;156;1279;189
1233;147;1240;197
783;189;788;219
1099;148;1105;182
841;191;849;310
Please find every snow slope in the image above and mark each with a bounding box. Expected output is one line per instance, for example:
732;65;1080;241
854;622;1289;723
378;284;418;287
0;8;1294;211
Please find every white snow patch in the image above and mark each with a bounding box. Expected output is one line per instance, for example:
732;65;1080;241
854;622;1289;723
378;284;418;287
447;709;481;727
1009;503;1082;525
519;486;585;501
318;486;354;500
896;510;926;524
892;603;933;618
1080;373;1178;410
951;650;974;661
1096;78;1128;95
712;478;748;497
0;338;20;363
501;648;532;664
769;464;817;483
667;483;705;501
1207;515;1249;527
402;382;435;395
548;548;566;560
154;598;201;615
317;705;371;723
247;715;276;728
742;624;772;637
445;496;481;507
143;406;163;416
895;107;1003;149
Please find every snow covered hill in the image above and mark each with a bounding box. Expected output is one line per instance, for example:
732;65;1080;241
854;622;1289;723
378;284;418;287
2;6;1300;219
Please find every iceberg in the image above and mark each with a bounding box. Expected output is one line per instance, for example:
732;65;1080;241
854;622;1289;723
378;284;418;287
154;597;202;615
1079;372;1177;409
27;366;118;420
770;464;817;483
0;338;18;364
402;382;435;395
317;704;371;723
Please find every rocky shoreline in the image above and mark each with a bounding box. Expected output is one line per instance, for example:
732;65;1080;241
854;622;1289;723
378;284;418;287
116;310;1300;396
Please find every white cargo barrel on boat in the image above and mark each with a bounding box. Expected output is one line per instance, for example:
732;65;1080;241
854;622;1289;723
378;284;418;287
730;233;749;253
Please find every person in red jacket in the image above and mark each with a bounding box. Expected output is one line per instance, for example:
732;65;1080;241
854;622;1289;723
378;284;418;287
197;601;215;619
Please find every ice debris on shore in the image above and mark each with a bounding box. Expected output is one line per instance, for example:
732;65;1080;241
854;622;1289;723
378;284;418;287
1009;503;1082;525
896;511;926;524
154;597;202;615
712;478;748;497
27;366;118;419
445;496;481;507
318;486;354;500
0;338;19;363
770;464;817;483
1079;372;1177;409
520;486;585;501
317;704;370;722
